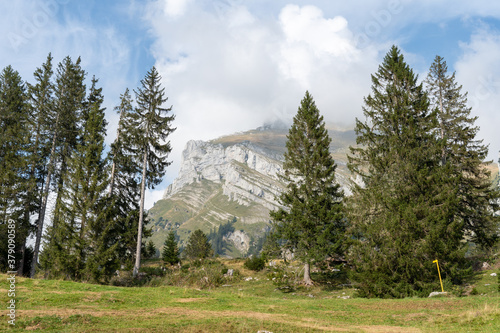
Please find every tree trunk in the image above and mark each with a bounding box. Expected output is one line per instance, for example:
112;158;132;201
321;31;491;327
109;160;117;196
303;262;313;286
18;241;26;276
133;150;148;277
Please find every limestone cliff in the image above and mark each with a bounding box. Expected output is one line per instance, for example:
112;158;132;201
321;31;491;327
148;125;356;257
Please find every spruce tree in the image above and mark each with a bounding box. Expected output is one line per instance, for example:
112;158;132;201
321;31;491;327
185;229;213;260
35;56;86;277
107;89;152;270
270;91;344;286
0;66;30;273
347;46;465;298
41;76;109;281
28;54;55;277
50;56;86;233
425;56;500;250
130;67;176;277
162;231;180;265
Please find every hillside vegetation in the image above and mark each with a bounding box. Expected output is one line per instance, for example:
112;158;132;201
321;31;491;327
2;259;500;332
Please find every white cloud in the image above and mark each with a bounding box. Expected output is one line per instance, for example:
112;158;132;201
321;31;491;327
0;0;133;148
455;30;500;162
145;2;382;187
146;189;167;210
163;0;191;17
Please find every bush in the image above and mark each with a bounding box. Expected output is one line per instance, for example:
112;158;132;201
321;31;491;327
267;263;298;292
163;259;237;289
244;256;266;271
140;266;166;277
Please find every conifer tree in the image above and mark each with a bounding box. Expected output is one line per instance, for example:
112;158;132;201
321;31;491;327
425;56;500;249
41;76;109;280
185;229;213;260
130;67;176;277
162;231;180;265
0;66;30;273
28;54;55;277
50;56;86;232
107;88;152;270
347;46;466;298
270;91;344;286
33;56;86;277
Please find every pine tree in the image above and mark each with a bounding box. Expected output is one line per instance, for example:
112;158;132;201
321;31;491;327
425;56;500;250
185;229;213;260
0;66;30;273
130;67;176;277
162;231;180;265
270;91;345;286
347;46;462;298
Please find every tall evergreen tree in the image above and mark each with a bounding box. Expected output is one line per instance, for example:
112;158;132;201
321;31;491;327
0;66;30;273
50;56;86;232
425;55;500;249
270;91;345;286
40;76;108;280
28;54;55;277
130;67;176;277
347;46;468;298
107;88;152;270
33;56;86;277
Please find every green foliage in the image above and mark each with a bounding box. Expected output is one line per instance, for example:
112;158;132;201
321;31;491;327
346;46;498;298
107;88;149;271
348;46;447;297
425;55;500;250
162;231;180;265
28;54;55;277
144;240;157;259
0;65;31;273
185;229;213;260
127;67;176;276
267;263;298;292
244;256;266;271
270;91;345;284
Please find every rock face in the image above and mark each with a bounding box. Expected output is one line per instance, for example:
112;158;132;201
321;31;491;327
148;125;356;257
164;140;283;211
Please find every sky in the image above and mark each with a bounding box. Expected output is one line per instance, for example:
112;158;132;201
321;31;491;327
2;0;500;209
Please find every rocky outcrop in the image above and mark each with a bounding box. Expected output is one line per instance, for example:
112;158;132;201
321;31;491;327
225;230;251;254
150;125;356;257
164;140;284;211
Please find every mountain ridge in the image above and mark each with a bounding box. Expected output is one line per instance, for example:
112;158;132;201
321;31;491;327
147;124;356;257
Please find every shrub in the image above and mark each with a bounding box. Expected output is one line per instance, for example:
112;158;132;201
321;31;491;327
244;256;266;271
163;259;237;289
267;263;298;292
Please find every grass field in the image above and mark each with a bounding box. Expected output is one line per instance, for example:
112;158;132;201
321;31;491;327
2;260;500;332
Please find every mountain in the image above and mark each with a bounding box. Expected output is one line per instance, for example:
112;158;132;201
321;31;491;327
147;123;357;257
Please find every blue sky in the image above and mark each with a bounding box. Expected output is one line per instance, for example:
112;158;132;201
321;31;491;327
2;0;500;208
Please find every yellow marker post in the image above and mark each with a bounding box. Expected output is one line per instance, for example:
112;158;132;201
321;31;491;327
433;259;444;293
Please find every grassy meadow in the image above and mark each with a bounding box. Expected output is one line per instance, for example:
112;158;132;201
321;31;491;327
2;259;500;332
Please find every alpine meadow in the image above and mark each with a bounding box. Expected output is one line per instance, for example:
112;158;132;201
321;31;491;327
2;1;500;331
